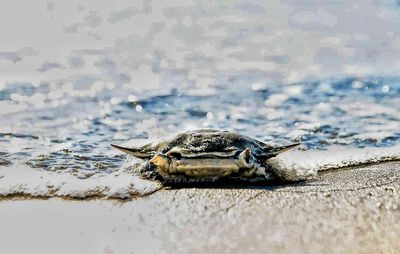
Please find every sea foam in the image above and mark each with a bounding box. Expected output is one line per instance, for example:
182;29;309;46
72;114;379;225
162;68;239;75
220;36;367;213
269;144;400;181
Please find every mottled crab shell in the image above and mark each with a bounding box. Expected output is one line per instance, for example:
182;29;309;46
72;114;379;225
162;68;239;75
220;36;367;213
112;129;298;160
111;129;300;183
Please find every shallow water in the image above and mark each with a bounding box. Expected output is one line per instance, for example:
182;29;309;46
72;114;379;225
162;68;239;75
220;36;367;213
1;76;399;172
1;1;400;198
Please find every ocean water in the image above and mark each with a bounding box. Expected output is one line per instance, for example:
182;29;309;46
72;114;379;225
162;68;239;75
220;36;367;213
1;1;400;198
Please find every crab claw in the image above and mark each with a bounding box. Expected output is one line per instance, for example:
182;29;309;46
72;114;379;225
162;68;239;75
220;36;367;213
148;153;170;175
149;154;169;168
238;148;252;166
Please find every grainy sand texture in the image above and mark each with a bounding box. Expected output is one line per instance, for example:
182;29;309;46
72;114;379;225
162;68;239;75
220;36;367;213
1;161;399;254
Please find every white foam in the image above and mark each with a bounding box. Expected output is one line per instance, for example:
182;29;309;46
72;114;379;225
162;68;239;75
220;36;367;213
0;163;161;199
268;144;400;181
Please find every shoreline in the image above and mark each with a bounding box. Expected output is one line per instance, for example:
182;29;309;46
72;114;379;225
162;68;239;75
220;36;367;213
1;161;399;253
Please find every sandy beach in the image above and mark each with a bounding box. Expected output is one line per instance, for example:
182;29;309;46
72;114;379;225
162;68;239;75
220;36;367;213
1;161;399;254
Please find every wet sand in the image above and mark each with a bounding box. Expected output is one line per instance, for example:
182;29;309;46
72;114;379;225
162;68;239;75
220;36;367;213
1;161;399;254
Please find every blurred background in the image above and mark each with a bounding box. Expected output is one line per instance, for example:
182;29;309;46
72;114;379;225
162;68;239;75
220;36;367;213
0;0;399;172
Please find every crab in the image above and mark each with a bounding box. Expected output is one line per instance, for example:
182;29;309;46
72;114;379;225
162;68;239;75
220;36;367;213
111;129;300;183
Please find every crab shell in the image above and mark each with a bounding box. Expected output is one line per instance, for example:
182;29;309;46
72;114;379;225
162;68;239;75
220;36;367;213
111;129;300;183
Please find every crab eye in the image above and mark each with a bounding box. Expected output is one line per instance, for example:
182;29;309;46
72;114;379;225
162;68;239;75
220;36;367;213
167;152;182;160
